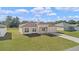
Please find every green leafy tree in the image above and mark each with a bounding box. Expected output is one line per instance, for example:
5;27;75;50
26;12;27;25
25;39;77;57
5;16;13;27
68;20;76;24
55;20;67;24
5;16;20;28
21;21;28;24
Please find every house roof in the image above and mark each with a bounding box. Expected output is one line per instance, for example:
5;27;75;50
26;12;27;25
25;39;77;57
0;24;6;28
19;22;55;28
38;22;55;27
19;22;37;27
55;22;73;27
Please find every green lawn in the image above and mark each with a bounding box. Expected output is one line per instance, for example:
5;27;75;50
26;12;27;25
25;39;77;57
59;31;79;38
0;28;78;51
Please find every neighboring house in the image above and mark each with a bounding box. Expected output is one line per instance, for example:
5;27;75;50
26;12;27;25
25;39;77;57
19;22;56;34
55;22;76;31
0;24;7;37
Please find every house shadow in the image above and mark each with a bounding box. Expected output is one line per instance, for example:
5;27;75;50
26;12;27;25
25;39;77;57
24;33;41;37
57;32;64;34
44;33;57;37
0;32;12;41
24;33;57;37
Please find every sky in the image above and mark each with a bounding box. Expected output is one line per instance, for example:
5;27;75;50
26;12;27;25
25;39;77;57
0;7;79;22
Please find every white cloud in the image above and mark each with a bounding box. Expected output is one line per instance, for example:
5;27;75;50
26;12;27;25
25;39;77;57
57;16;63;20
31;7;56;19
0;8;29;15
15;9;29;13
55;7;70;10
0;9;14;14
47;13;56;16
0;15;7;21
55;7;79;12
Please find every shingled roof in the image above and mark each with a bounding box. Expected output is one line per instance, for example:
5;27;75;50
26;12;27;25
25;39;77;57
19;22;37;28
19;22;55;28
0;24;6;28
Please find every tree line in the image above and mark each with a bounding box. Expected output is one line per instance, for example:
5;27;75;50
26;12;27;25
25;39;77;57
0;16;79;28
55;20;79;24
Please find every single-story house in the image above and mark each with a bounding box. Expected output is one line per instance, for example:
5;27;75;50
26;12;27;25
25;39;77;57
19;22;56;34
55;22;76;31
0;24;7;37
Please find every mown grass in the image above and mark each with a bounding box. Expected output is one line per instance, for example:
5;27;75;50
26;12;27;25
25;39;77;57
0;28;78;51
59;30;79;38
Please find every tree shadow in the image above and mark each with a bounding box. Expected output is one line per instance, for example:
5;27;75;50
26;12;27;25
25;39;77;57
0;32;12;41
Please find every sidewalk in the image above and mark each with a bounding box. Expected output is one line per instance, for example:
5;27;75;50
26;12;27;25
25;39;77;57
52;33;79;43
65;45;79;51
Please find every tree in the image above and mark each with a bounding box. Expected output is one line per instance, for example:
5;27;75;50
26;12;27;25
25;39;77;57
76;21;79;24
68;20;76;24
5;16;13;27
55;20;67;24
5;16;20;28
12;17;20;27
21;21;28;24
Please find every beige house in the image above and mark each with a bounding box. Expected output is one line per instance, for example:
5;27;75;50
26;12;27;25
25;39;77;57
19;22;56;34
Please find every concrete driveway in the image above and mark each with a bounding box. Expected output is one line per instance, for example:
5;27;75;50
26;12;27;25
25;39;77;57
52;33;79;51
52;33;79;43
65;45;79;51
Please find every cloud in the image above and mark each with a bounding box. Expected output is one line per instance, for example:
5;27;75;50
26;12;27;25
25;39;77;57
0;8;29;15
0;15;7;21
47;13;56;16
56;15;79;21
15;9;29;13
55;7;79;12
57;16;63;20
31;7;56;19
0;9;14;14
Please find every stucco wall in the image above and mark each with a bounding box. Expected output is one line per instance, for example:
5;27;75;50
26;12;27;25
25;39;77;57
56;27;64;31
48;27;56;33
22;27;38;34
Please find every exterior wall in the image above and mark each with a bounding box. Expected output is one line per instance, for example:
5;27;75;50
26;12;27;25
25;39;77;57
0;28;7;37
38;27;48;34
37;24;48;34
22;27;38;34
48;27;56;33
56;27;64;31
19;27;23;34
19;24;57;34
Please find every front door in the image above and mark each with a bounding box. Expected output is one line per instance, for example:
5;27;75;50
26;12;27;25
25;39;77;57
39;27;48;33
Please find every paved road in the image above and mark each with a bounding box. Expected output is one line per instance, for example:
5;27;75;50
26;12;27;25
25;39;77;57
65;45;79;51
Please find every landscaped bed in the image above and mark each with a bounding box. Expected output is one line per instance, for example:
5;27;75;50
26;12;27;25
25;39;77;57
59;31;79;38
0;28;78;51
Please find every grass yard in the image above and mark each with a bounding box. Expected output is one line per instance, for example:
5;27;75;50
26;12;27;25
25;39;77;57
59;31;79;38
0;28;78;51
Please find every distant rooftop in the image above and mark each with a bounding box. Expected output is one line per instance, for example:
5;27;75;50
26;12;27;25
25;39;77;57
0;24;6;28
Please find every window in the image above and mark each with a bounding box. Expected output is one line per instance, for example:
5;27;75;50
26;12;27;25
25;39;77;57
42;27;47;31
32;28;36;32
25;28;29;32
